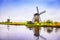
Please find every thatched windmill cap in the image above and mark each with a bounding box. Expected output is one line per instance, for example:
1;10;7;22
34;13;40;16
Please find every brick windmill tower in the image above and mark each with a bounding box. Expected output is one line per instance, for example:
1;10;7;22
33;6;46;23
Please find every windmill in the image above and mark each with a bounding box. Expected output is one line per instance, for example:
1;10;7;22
33;6;46;23
7;17;10;22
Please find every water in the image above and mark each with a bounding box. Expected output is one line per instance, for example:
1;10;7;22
0;25;60;40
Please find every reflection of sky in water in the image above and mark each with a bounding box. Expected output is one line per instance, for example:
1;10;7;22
40;27;60;40
0;25;34;40
0;25;60;40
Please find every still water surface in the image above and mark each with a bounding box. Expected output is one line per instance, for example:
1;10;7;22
0;25;60;40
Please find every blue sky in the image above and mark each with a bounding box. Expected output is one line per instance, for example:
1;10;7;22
0;0;60;22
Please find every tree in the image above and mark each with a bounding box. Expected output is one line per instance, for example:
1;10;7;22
46;20;53;23
27;21;33;24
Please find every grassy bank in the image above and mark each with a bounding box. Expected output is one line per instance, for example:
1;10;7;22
0;21;60;28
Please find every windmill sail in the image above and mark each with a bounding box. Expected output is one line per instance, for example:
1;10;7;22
36;6;39;14
40;10;46;15
36;6;46;15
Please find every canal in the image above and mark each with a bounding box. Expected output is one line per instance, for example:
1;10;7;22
0;24;60;40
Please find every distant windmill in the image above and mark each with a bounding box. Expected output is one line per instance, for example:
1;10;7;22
7;17;10;22
33;6;46;23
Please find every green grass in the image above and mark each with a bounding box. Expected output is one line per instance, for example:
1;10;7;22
0;21;60;28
